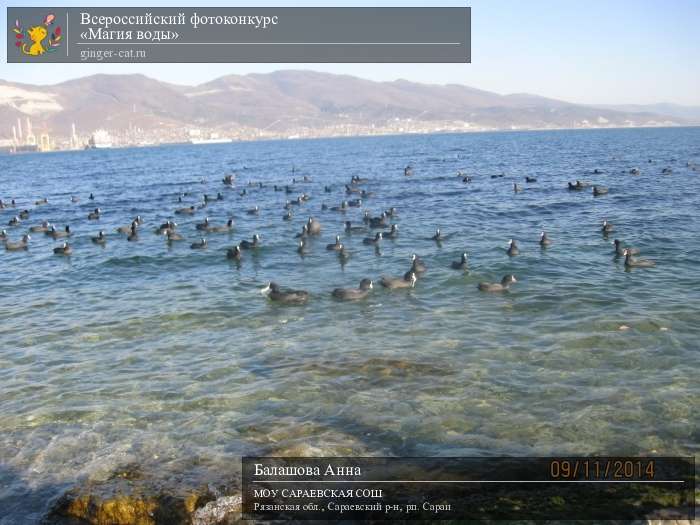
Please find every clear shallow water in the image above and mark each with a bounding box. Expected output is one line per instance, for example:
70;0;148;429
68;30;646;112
1;128;699;521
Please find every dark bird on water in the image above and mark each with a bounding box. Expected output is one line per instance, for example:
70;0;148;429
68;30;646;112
624;249;655;268
240;234;261;250
539;231;552;247
262;282;309;304
478;275;517;292
91;231;107;245
613;239;639;257
381;271;417;289
450;252;469;270
332;279;373;301
506;239;519;256
227;245;242;260
53;242;72;256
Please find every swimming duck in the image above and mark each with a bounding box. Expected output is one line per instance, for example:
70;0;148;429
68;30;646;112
91;231;107;245
450;252;469;270
222;174;235;186
568;180;586;190
344;221;365;233
624;249;655;268
307;218;322;235
29;221;51;233
88;208;101;220
360;190;375;198
385;207;398;217
195;217;211;231
506;239;519;256
338;245;350;261
261;282;309;304
295;224;309;239
175;205;196;215
240;234;261;250
332;279;373;301
381;271;417;289
478;275;517;292
0;229;7;240
593;169;603;174
35;198;48;206
154;221;176;235
53;242;72;256
226;245;242;260
326;235;343;251
283;211;293;221
208;218;234;233
431;229;444;242
297;239;308;256
48;225;71;239
410;254;427;274
513;183;523;192
362;210;371;223
330;201;348;212
593;186;609;196
71;196;80;203
190;238;207;249
351;175;368;184
8;216;21;226
19;210;30;219
601;220;614;234
404;165;414;176
89;193;95;200
369;213;388;228
127;224;139;242
539;231;552;247
525;176;537;183
166;230;184;242
348;199;362;208
247;206;260;216
363;232;382;245
612;239;639;256
324;185;332;193
4;234;30;251
629;168;641;175
384;224;399;239
116;220;137;234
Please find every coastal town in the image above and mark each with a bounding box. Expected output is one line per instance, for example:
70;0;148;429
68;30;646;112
0;114;680;154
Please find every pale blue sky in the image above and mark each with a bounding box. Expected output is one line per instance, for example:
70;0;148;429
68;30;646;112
2;0;699;105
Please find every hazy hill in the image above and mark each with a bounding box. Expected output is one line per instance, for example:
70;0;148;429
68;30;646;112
592;102;700;123
0;71;694;141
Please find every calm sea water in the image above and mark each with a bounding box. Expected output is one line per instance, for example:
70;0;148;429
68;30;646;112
1;128;699;521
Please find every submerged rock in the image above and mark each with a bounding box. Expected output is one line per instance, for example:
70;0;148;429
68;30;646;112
45;465;226;525
192;495;242;525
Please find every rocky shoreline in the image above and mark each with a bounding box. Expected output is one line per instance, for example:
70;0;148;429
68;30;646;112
43;464;242;525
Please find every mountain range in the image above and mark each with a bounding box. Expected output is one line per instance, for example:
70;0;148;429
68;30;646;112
0;70;697;143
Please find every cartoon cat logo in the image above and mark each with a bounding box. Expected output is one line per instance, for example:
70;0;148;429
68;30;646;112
13;13;62;56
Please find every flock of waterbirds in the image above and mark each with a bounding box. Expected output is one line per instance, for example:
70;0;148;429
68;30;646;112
1;159;675;304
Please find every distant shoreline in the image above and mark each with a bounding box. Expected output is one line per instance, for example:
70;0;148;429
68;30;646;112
2;124;698;157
